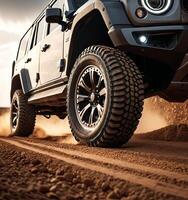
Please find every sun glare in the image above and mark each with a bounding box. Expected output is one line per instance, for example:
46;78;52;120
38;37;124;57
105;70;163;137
0;19;30;107
0;18;31;35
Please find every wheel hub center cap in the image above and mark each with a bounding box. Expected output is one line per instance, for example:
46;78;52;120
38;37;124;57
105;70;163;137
90;92;95;103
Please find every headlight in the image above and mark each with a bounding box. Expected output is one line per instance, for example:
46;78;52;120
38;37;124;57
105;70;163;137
141;0;172;15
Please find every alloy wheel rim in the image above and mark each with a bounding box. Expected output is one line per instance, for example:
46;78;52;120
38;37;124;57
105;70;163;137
12;98;19;129
75;65;107;130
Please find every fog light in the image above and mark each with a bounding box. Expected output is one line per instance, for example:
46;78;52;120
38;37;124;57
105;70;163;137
136;8;147;18
139;35;148;44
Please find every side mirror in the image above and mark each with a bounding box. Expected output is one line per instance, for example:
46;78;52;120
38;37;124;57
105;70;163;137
46;8;63;24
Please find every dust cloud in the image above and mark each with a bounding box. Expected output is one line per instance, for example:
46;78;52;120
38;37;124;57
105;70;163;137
136;98;168;133
0;96;187;142
34;116;71;138
0;109;75;143
34;116;78;144
0;111;10;137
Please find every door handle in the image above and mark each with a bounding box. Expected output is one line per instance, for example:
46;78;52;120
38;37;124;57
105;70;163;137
41;44;50;52
25;58;32;63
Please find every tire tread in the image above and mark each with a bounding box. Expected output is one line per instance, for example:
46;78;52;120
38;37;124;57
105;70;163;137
67;45;144;147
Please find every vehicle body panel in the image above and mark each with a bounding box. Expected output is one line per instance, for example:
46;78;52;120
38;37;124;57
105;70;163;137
39;26;64;84
25;45;40;89
11;0;188;110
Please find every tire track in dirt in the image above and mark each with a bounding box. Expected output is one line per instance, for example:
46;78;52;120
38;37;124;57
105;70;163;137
22;136;188;174
18;139;188;183
0;138;188;199
127;138;188;161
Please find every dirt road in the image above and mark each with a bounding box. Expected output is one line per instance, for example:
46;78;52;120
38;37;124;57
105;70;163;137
0;135;187;200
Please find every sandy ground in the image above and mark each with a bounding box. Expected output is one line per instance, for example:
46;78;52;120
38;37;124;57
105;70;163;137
0;136;187;200
0;97;188;199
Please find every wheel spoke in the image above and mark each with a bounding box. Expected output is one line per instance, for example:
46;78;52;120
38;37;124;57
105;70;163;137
89;106;95;125
76;65;106;129
99;88;107;96
89;68;95;89
79;78;91;93
12;115;18;125
77;94;89;103
96;104;104;117
13;101;18;110
80;103;91;120
96;76;103;89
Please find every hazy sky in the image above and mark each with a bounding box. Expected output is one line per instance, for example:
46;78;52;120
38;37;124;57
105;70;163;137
0;0;49;107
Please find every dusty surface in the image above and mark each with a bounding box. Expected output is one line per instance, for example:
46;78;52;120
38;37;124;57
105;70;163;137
136;124;188;141
148;96;188;125
0;97;188;200
0;135;188;200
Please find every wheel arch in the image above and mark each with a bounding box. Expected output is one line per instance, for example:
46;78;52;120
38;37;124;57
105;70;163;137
11;69;32;100
10;75;22;101
66;0;130;76
66;10;113;76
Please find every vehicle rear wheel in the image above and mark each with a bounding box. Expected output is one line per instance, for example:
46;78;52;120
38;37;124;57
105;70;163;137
10;90;36;137
67;46;144;147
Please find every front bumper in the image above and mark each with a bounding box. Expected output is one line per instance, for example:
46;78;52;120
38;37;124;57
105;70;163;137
109;25;188;71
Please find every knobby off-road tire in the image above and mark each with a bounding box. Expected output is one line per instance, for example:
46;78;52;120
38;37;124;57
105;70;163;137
10;90;36;137
67;46;144;147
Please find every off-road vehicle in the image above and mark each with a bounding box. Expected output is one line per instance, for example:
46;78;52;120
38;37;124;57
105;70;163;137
10;0;188;147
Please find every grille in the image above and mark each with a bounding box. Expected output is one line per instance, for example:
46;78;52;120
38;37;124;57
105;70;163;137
183;0;188;12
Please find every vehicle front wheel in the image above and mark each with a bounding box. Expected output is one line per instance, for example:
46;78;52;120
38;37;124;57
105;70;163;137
67;46;144;147
10;90;36;137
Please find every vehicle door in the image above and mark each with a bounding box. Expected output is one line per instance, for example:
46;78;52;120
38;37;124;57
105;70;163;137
39;0;64;85
24;24;41;89
15;27;33;89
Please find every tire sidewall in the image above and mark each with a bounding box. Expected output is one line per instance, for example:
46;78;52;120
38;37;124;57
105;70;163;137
10;90;35;137
68;54;112;143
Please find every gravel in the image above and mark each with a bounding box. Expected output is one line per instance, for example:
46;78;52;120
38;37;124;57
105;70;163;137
0;140;184;200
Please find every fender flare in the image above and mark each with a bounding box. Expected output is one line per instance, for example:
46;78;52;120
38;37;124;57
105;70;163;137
65;0;130;74
71;1;130;30
11;69;32;99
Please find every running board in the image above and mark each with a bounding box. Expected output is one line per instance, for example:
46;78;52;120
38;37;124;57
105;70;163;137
28;84;67;105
